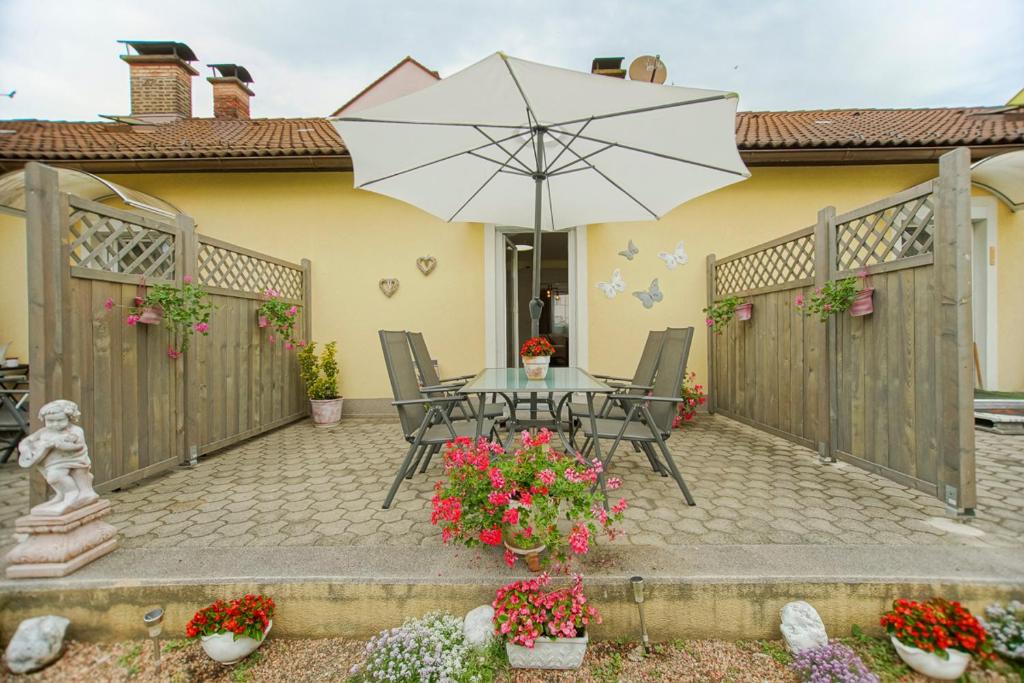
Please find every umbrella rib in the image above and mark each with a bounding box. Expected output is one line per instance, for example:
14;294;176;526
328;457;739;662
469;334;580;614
545;133;659;219
447;133;536;222
355;129;530;188
467;151;532;175
543;119;593;174
499;54;545;171
547;143;615;176
548;94;734;128
473;126;534;175
335;116;526;130
565;131;749;178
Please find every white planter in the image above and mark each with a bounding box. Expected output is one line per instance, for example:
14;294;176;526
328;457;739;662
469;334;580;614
891;636;970;680
521;355;550;380
201;620;272;665
310;398;343;426
506;632;588;670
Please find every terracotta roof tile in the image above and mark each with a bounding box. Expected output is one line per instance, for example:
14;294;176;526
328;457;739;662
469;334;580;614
0;106;1021;163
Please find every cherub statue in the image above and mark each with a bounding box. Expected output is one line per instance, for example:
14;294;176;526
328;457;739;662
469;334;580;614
18;400;98;516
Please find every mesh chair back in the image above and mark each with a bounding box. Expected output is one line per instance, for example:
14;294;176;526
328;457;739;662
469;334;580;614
629;330;665;393
379;330;426;438
407;332;442;387
647;327;694;432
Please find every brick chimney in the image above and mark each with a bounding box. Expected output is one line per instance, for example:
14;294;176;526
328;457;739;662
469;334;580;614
119;40;199;121
207;64;255;120
591;57;626;78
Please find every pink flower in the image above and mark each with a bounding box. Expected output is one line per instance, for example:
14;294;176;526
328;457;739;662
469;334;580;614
611;498;628;514
133;296;144;306
268;334;276;345
296;340;307;347
538;469;556;486
823;303;832;312
193;322;209;333
568;523;590;554
705;317;714;327
857;267;869;279
285;342;294;351
479;527;503;546
794;293;805;308
607;476;622;490
502;508;520;525
126;314;141;326
504;550;517;567
167;346;182;359
103;297;115;311
182;274;193;284
488;467;505;490
258;315;269;328
488;491;510;506
287;305;298;317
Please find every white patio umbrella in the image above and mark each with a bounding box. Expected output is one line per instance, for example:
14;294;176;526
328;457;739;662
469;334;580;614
332;52;749;336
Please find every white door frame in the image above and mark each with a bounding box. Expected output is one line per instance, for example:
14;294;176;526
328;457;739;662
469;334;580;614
971;197;998;390
484;224;588;369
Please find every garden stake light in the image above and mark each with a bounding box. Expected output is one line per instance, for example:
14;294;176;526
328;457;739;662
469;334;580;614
143;607;164;674
631;575;650;653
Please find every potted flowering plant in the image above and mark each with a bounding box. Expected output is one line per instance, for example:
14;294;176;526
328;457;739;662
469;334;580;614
298;341;342;426
493;574;599;670
881;598;993;679
430;430;626;571
257;288;302;348
520;336;555;380
796;268;873;321
126;275;211;359
673;371;706;429
703;295;745;333
185;594;275;665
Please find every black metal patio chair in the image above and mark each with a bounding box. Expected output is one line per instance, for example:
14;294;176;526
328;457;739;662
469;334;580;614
0;372;29;464
406;331;505;422
379;330;496;509
569;329;665;421
578;327;696;505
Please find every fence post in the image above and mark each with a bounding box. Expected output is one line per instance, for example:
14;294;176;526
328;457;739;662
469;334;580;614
24;163;67;506
301;258;313;415
705;253;717;413
178;214;200;466
814;207;835;463
934;147;975;513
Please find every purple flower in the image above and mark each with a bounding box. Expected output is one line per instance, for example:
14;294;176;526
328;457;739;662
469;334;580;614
790;642;879;683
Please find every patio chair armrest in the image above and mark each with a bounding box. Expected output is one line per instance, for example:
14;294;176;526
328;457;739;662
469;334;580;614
441;374;477;382
0;389;29;395
0;375;28;382
614;395;683;404
607;383;653;392
392;396;466;407
592;373;631;382
420;383;462;394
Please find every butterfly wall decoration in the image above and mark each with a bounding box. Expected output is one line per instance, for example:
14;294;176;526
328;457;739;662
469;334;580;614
596;269;626;299
618;239;639;260
633;279;664;309
658;241;689;270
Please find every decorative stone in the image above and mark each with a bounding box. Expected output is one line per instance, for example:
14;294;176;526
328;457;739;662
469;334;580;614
5;400;118;579
780;601;828;653
463;604;495;649
4;615;70;674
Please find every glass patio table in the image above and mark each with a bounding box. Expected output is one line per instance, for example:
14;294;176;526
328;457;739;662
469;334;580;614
458;367;615;455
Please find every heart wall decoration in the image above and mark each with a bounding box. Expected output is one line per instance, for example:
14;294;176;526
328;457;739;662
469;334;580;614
379;278;400;298
416;256;437;276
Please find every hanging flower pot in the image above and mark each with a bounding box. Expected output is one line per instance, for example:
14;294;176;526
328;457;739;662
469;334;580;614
849;288;875;317
138;305;164;325
735;303;753;321
890;637;970;680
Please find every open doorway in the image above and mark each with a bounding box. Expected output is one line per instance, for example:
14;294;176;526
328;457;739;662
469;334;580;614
502;231;572;368
970;199;998;391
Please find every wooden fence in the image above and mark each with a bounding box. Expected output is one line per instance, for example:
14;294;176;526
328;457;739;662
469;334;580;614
706;149;975;511
25;162;310;500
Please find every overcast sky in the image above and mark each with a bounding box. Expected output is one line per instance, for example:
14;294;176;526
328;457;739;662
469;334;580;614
1;0;1021;121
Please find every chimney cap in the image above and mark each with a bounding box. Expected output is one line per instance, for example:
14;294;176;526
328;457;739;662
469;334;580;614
207;64;254;84
118;40;198;62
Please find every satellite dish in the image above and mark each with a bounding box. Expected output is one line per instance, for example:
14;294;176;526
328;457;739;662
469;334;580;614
628;55;667;84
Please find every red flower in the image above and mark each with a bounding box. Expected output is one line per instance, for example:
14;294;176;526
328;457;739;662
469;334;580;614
480;527;503;546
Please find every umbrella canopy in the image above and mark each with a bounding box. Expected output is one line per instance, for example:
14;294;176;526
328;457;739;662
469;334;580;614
333;52;749;335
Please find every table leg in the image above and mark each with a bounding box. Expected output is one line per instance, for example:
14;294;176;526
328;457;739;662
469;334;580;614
585;392;609;509
552;391;576;453
474;393;486;440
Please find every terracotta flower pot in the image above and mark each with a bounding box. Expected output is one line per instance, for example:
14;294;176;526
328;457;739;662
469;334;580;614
310;398;343;426
522;355;551;380
506;631;589;670
504;539;546;573
201;620;272;665
890;636;970;680
736;303;753;321
138;305;163;325
849;288;875;317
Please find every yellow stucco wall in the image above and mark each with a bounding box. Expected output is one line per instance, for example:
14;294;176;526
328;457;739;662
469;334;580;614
1;164;1020;397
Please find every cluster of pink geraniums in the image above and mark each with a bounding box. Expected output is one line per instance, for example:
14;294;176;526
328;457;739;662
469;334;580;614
673;370;706;429
122;275;212;358
430;429;627;569
257;288;304;349
492;574;599;648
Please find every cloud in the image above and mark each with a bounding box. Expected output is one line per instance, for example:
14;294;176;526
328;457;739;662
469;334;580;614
0;0;1021;121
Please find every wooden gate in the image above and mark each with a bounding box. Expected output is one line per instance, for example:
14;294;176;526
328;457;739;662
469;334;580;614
24;162;311;500
707;149;975;511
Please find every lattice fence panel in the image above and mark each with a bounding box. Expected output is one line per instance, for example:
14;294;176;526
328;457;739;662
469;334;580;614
715;232;815;297
197;242;303;300
67;209;176;279
835;193;935;272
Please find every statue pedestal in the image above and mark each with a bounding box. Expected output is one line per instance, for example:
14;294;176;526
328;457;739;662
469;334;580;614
5;499;118;579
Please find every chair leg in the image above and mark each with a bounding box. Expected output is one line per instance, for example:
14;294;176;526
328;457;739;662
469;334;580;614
419;443;440;474
643;408;695;505
639;442;665;474
405;444;427;480
384;440;421;509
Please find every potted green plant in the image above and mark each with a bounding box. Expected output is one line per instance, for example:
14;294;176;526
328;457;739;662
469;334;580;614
493;574;599;670
257;288;302;348
186;594;274;665
881;598;994;679
703;295;744;333
796;269;873;321
298;341;342;426
126;275;211;359
520;336;555;380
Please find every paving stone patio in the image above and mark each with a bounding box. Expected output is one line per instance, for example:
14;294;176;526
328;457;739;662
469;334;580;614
1;416;1021;552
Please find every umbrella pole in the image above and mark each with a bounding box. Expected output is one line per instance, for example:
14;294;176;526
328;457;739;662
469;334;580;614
529;130;545;339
